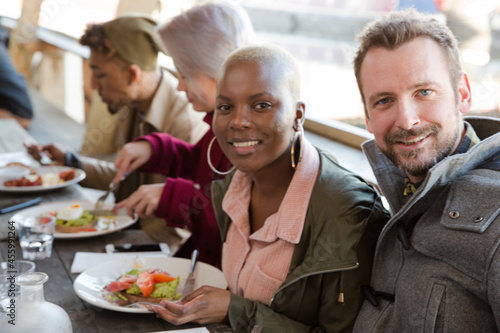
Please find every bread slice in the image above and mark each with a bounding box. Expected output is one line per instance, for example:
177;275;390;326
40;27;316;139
55;220;97;233
116;291;170;304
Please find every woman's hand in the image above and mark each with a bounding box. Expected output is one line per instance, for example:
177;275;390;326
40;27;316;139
114;141;153;183
24;142;66;165
146;286;231;325
115;183;164;219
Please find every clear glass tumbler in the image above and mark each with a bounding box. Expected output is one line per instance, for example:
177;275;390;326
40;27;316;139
0;260;35;313
18;215;55;260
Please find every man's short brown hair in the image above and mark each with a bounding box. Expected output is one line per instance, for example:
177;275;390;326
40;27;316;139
353;9;462;116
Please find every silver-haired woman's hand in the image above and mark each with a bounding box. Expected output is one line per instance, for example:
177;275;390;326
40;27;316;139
113;141;152;183
115;183;164;219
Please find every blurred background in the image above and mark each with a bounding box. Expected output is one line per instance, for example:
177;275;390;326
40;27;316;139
1;0;499;131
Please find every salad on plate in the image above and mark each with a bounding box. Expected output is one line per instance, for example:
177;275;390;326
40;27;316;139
49;204;117;233
104;268;180;306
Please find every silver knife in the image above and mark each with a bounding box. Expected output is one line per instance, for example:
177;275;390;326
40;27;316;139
181;249;199;301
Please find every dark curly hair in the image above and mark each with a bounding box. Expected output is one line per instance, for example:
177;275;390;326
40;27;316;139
79;24;115;56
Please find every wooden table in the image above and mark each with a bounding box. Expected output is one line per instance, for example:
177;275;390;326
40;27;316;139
0;96;232;332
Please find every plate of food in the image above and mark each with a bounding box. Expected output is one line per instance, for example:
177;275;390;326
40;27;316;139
0;165;85;192
73;257;227;313
10;200;137;239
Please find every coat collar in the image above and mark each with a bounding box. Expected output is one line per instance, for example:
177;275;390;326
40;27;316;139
363;117;500;215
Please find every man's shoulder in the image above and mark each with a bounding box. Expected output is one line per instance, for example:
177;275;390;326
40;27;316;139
154;69;190;107
437;156;500;242
403;157;500;284
475;150;500;171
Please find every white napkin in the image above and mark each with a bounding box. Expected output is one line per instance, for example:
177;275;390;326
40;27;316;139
149;329;209;333
71;252;167;273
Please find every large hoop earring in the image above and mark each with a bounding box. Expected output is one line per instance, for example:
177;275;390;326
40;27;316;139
207;136;235;175
290;128;303;169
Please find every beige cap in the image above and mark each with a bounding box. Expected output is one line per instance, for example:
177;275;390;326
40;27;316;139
102;14;164;70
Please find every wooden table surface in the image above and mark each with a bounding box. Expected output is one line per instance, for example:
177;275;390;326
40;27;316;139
0;92;232;332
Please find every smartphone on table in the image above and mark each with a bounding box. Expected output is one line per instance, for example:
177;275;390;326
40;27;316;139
105;243;170;255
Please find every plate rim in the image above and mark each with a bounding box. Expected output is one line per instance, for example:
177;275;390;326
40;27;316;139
73;257;227;314
10;199;137;239
0;166;86;193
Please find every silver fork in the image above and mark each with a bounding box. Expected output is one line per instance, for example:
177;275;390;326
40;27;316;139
95;179;121;210
39;151;55;166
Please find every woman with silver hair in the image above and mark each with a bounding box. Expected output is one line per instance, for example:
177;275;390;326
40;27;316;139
113;1;254;267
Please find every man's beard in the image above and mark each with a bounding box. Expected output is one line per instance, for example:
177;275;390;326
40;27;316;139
381;122;459;178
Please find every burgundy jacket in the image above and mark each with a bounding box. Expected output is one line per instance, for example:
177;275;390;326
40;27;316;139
137;112;232;267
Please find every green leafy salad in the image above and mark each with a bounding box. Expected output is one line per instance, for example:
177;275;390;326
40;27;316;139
56;210;94;226
104;268;181;302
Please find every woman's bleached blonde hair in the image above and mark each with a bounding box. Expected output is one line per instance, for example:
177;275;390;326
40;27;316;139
353;9;462;116
221;44;302;101
158;1;254;80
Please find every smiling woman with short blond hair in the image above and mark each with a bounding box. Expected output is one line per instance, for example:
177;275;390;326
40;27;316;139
148;44;390;333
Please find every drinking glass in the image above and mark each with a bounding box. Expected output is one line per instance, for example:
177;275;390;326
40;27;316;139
18;215;55;260
0;272;72;332
0;260;35;313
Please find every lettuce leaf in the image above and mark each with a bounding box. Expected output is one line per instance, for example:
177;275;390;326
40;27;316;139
56;210;94;226
124;269;141;276
126;283;141;295
150;276;180;299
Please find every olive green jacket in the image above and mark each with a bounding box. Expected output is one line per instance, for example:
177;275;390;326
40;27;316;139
211;149;389;333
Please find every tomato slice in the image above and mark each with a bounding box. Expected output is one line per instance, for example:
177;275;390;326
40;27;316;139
152;272;175;283
41;216;54;224
118;274;138;284
146;268;176;283
104;281;133;292
136;271;154;297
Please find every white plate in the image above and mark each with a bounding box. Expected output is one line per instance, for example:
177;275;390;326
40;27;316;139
0;166;85;192
0;152;38;169
0;166;30;178
10;200;137;239
73;257;227;313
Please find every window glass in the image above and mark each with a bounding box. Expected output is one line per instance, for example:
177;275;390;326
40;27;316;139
38;0;119;39
156;0;195;22
0;0;22;19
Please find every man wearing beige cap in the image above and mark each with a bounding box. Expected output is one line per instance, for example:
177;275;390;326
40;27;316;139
27;15;208;243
